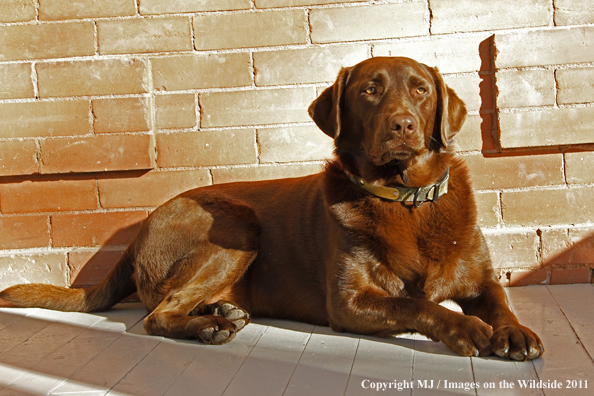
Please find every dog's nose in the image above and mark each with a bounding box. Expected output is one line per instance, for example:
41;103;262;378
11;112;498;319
390;115;417;139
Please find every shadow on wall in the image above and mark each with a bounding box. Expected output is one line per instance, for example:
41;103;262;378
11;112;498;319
508;231;594;287
478;35;499;154
70;222;139;290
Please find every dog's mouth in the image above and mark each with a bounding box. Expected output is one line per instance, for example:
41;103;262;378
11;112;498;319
369;142;422;165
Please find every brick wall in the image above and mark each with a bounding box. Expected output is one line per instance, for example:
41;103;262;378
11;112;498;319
0;0;593;289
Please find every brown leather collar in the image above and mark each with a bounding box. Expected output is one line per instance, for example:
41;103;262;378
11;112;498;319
344;169;450;207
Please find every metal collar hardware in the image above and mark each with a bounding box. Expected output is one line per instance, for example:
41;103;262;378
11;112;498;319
344;169;450;208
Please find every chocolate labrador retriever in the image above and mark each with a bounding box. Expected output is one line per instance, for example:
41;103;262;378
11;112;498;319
0;57;543;361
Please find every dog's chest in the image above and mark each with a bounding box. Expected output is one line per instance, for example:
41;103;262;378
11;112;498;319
339;197;477;301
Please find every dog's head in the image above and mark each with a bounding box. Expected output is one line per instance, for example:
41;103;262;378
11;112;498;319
309;57;466;184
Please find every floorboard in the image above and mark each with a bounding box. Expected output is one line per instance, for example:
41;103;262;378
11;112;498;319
547;285;594;359
221;319;314;396
283;326;359;396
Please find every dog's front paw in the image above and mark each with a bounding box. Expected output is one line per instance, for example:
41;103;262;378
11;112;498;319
437;315;493;357
491;325;544;361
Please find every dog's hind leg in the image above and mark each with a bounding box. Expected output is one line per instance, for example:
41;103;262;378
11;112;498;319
141;247;255;345
136;193;259;344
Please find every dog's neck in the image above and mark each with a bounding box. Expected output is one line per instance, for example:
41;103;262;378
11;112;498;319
340;149;453;190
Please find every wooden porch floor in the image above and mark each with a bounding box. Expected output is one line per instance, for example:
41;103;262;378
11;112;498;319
0;285;592;396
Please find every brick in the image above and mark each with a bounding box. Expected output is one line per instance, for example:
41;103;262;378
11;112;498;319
443;74;484;112
551;268;592;285
254;45;369;86
509;270;549;287
499;107;594;149
155;94;196;129
151;53;251;91
256;0;361;7
98;17;192;55
69;247;126;288
0;177;97;213
431;0;550;34
157;130;257;168
0;63;34;100
0;253;68;288
557;68;594;105
0;100;91;139
475;192;500;228
310;3;427;44
98;170;210;208
40;135;154;174
455;114;484;152
501;187;594;227
0;215;50;249
496;70;555;108
374;35;489;74
495;27;594;68
541;228;569;265
37;59;149;98
194;9;307;50
52;211;147;247
93;97;151;133
0;0;36;22
259;126;334;163
463;153;564;190
555;0;594;26
212;163;324;184
0;22;94;61
201;87;316;128
542;227;594;267
141;0;250;14
0;140;38;176
483;230;539;269
566;152;594;184
39;0;136;21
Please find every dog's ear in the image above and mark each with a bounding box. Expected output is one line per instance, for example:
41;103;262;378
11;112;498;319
431;67;467;149
308;67;351;139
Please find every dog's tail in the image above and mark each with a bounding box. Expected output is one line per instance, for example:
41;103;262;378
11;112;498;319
0;246;137;313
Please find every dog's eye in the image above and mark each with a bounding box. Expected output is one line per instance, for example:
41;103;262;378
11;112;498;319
364;87;377;95
416;87;427;95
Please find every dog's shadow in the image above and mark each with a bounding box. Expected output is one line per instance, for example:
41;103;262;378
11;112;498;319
250;316;462;358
